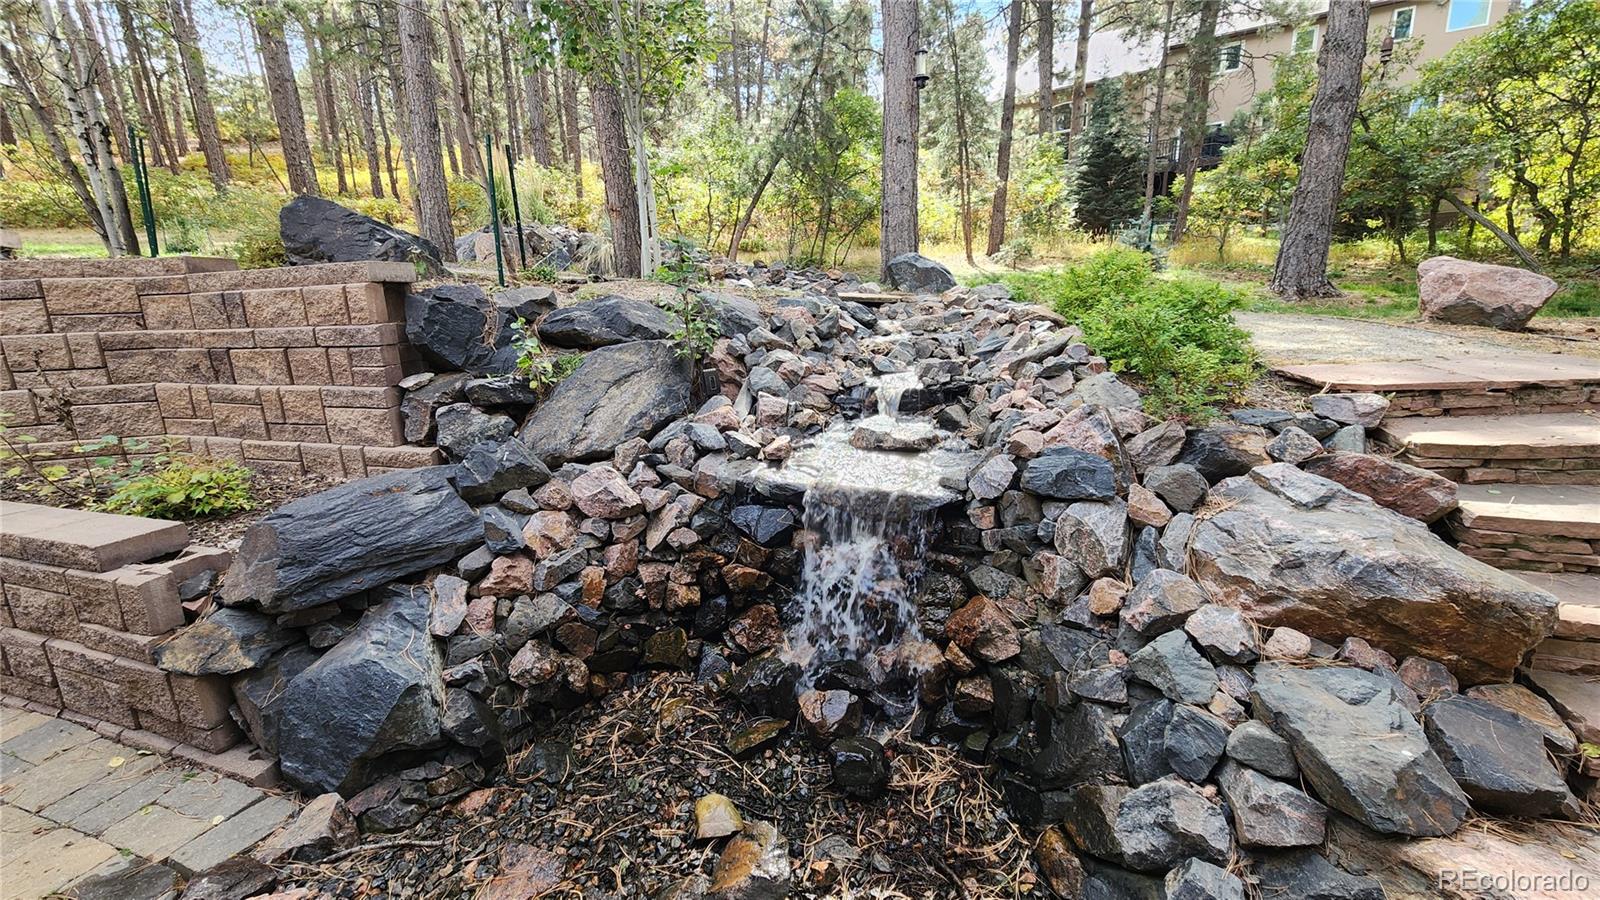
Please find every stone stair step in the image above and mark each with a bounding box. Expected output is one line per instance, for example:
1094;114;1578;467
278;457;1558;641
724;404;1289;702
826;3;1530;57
0;500;189;572
1456;484;1600;539
1379;412;1600;485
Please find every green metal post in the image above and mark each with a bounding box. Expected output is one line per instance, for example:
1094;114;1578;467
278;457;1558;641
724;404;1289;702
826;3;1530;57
505;143;527;271
484;134;506;287
130;126;157;256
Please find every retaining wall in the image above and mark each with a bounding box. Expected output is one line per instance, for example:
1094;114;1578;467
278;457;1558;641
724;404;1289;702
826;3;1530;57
0;500;272;779
0;256;440;477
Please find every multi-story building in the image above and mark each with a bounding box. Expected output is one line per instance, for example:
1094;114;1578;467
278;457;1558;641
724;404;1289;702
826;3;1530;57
1051;0;1515;190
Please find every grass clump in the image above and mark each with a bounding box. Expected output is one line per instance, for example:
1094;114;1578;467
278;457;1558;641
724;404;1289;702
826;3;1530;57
975;248;1258;420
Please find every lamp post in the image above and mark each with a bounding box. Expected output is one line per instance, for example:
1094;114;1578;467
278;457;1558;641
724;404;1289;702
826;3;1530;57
914;47;930;89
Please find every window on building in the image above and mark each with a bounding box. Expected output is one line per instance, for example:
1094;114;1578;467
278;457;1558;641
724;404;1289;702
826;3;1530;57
1446;0;1492;32
1292;26;1317;54
1217;42;1243;73
1392;6;1415;40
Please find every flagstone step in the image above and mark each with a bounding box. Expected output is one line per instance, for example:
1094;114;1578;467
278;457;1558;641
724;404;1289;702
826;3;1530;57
1274;356;1600;418
1378;413;1600;484
1451;484;1600;574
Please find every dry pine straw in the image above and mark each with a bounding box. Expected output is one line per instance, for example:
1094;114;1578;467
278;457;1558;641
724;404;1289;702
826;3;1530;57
280;674;1037;899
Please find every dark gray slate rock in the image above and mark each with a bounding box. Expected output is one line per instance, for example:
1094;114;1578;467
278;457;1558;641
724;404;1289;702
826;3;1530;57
520;340;692;464
400;372;470;443
1143;463;1208;512
730;505;798;546
178;856;277;900
1052;499;1128;579
493;285;558;322
70;856;178;900
1176;423;1270;483
1118;699;1228;785
1021;448;1118;500
435;403;517;460
1129;631;1217;705
1165;858;1245;900
830;736;889;798
405;284;519;375
1224;720;1298;780
1215;760;1326;848
537;295;677;348
1189;466;1558;684
699;291;765;336
1183;604;1258;665
1116;777;1232;872
280;195;444;274
154;607;296;675
1251;663;1469;836
276;586;445;794
886;252;957;293
1033;701;1126;788
1121;569;1205;637
451;439;551;504
1422;695;1571;817
1251;850;1383;900
232;646;319;756
222;468;485;613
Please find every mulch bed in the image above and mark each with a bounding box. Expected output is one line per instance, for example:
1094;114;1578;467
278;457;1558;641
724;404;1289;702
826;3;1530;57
277;675;1036;899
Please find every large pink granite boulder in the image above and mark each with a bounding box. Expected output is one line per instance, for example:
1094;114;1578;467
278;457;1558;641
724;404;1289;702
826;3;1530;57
1417;256;1558;331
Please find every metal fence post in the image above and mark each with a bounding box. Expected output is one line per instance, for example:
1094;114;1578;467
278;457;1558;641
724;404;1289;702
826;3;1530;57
129;126;157;256
484;134;506;287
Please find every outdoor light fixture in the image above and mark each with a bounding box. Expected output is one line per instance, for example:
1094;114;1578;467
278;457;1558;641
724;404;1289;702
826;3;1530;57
914;47;930;89
1380;35;1395;67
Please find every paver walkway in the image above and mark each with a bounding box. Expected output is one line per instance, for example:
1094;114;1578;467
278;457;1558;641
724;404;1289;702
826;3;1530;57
0;707;297;899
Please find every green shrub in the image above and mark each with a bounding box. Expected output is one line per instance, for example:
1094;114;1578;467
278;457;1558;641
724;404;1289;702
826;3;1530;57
509;318;583;389
228;218;288;269
977;248;1257;420
100;455;254;519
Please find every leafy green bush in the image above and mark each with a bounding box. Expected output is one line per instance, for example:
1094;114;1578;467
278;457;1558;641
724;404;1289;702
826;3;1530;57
509;318;582;389
976;248;1257;420
100;455;254;519
228;217;288;269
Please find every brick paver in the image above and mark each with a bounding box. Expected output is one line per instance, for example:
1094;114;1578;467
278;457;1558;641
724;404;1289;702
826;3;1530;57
0;709;300;897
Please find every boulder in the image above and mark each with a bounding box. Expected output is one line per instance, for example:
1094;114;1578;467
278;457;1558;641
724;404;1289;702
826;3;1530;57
279;195;444;274
1215;761;1326;848
435;403;517;460
1251;850;1383;900
536;295;678;348
1021;448;1118;500
698;291;766;337
405;285;520;375
1421;695;1572;817
1165;859;1245;900
178;856;277;900
154;607;296;675
275;586;446;794
1129;631;1216;705
1176;423;1270;483
222;468;485;614
1250;663;1469;837
1188;466;1557;684
450;440;551;504
830;736;889;798
1224;720;1298;780
1309;393;1390;428
520;340;692;464
1417;255;1559;331
1301;452;1457;523
1064;778;1231;873
1052;499;1128;579
1117;699;1228;785
400;372;470;443
885;252;957;293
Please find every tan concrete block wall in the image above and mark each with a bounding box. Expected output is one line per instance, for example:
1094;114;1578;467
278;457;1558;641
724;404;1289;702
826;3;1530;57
0;257;428;476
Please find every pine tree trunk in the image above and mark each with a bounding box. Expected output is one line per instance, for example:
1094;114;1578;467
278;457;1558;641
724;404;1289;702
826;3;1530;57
1138;0;1176;231
945;5;975;264
377;0;416;205
987;0;1022;256
252;0;318;195
398;0;454;258
561;65;583;200
1169;0;1219;244
1067;0;1092;153
170;0;230;187
357;70;384;198
497;1;523;158
1270;0;1369;299
163;38;189;158
441;1;481;178
528;65;553;166
115;0;172;170
1037;0;1054;134
591;78;640;276
879;0;919;277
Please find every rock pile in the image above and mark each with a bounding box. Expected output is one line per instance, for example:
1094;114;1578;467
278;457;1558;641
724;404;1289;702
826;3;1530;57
159;255;1586;897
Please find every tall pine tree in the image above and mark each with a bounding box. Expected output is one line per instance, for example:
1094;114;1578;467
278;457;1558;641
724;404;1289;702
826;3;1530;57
1069;78;1142;235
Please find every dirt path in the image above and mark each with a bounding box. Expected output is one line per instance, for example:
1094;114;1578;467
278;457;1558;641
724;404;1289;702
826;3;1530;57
1237;312;1600;366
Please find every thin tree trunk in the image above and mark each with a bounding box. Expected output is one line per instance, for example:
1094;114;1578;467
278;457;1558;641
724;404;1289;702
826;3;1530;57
560;64;582;199
529;66;553;166
252;0;318;195
163;35;188;158
1169;0;1219;244
1270;0;1369;299
357;70;383;198
85;0;131;160
1138;0;1176;231
377;0;416;205
1037;0;1053;134
397;0;454;257
753;0;771;122
591;78;639;276
496;0;523;157
115;0;171;170
307;13;347;194
72;0;129;163
441;1;480;178
946;5;975;264
0;34;107;246
170;0;229;187
727;0;742;123
879;0;920;277
1443;192;1540;270
727;49;824;262
987;0;1022;256
1067;0;1093;154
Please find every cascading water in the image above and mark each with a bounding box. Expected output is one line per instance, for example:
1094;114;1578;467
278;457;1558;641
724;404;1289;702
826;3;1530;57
774;369;974;715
